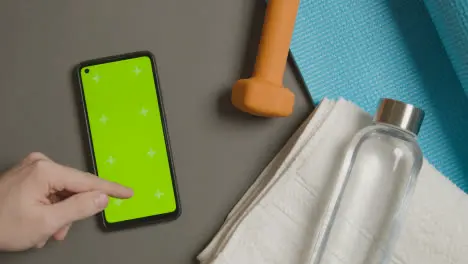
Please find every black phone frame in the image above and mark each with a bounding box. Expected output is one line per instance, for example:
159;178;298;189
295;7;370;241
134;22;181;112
74;50;181;231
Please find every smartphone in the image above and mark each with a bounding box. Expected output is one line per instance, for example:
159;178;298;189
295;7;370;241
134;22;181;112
75;51;181;230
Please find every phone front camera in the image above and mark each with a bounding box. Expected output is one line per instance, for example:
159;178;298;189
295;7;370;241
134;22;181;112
85;69;90;74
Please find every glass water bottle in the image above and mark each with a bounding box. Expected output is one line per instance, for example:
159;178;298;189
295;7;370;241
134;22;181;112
308;98;425;264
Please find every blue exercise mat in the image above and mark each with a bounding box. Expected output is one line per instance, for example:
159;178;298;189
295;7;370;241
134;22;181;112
289;0;468;192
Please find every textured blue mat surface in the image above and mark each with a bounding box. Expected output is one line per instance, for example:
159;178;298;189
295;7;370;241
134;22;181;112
289;0;468;192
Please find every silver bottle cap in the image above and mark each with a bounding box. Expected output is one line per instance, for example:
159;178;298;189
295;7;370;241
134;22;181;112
374;98;425;135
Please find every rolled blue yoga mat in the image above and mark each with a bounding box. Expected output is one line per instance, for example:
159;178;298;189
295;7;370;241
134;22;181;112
288;0;468;192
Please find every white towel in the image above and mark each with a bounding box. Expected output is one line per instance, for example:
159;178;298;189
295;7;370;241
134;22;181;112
197;98;468;264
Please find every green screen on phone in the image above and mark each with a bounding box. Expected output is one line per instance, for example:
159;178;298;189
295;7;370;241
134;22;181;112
79;55;178;224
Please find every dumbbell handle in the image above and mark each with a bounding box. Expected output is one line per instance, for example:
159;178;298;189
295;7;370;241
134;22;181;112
253;0;300;85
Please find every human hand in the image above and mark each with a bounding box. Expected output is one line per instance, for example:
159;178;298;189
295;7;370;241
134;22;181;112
0;152;133;251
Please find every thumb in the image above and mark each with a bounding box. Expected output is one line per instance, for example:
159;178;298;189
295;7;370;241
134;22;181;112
48;191;109;228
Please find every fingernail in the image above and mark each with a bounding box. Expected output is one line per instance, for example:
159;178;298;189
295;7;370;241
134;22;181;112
95;193;109;209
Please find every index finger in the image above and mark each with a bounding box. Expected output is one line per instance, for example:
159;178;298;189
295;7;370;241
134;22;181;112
45;162;133;198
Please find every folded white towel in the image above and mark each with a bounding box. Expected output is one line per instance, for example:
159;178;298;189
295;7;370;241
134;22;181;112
197;98;468;264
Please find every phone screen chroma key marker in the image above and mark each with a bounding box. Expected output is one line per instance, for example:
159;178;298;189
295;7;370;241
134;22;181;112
76;51;180;230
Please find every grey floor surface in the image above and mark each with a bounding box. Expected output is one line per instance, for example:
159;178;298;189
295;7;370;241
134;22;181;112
0;0;313;263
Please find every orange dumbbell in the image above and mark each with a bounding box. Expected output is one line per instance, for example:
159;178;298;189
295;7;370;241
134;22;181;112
231;0;300;117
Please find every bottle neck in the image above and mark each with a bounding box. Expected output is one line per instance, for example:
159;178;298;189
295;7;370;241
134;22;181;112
372;121;418;139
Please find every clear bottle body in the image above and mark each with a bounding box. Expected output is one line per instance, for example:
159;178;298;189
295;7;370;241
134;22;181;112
308;123;423;264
